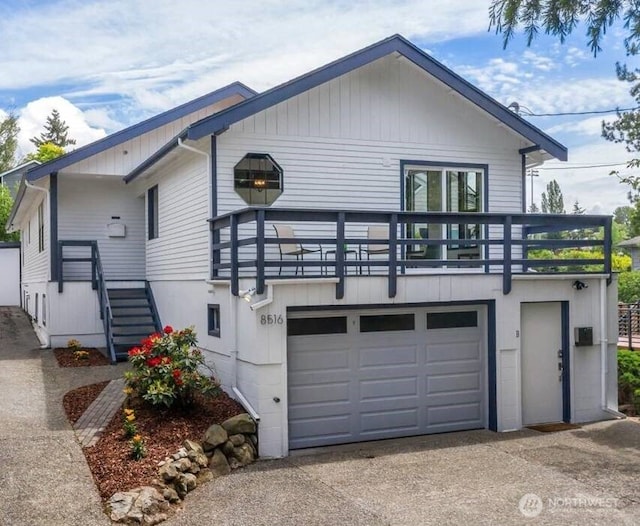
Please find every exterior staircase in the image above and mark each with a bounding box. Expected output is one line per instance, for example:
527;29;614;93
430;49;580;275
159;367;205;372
107;284;162;362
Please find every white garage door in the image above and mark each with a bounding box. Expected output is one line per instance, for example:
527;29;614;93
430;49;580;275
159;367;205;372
287;307;485;449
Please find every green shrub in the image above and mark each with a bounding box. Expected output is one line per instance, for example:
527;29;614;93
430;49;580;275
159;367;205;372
618;271;640;303
124;326;220;408
612;253;632;272
618;349;640;407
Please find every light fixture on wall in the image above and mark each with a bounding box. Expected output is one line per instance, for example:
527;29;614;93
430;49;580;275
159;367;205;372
239;287;256;302
572;280;588;291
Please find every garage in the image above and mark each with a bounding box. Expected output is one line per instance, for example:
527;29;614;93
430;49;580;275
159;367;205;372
287;306;486;449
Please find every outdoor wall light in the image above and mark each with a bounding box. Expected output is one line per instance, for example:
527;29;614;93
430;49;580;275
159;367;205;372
239;287;257;302
572;280;588;291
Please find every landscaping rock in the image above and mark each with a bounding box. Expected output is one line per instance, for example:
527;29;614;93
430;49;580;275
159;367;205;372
249;434;258;446
183;439;204;455
228;457;242;470
232;443;255;466
222;440;235;456
203;424;228;451
208;448;231;477
187;449;209;468
171;448;188;460
175;473;197;499
108;492;135;522
132;486;169;517
162;487;180;503
221;413;256;434
228;433;245;446
159;463;179;482
172;458;192;472
187;462;201;474
197;468;214;484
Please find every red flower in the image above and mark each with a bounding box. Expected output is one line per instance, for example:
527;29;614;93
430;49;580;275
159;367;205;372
128;347;143;357
163;325;174;334
172;369;183;386
146;357;162;368
161;356;172;365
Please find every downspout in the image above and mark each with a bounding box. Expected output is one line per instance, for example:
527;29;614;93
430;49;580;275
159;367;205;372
23;178;50;348
249;285;273;311
176;138;213;278
600;277;626;418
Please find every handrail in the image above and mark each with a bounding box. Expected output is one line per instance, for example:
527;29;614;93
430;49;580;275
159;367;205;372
93;243;116;363
209;207;612;299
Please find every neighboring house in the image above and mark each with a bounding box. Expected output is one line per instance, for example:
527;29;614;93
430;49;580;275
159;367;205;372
7;35;619;458
0;160;40;199
618;236;640;271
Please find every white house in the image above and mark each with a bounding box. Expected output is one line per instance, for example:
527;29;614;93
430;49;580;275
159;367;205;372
7;35;619;458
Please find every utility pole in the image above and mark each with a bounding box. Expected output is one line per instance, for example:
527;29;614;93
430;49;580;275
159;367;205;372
528;169;539;211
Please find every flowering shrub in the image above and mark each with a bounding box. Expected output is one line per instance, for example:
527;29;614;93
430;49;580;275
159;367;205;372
130;434;146;460
67;339;82;350
122;408;137;438
124;326;219;408
74;350;89;361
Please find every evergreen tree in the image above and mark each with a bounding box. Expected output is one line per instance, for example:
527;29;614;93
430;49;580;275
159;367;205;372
528;202;539;213
541;180;565;214
30;109;76;148
0;113;19;173
571;200;585;215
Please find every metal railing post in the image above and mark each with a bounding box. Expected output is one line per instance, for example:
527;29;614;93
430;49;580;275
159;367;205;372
503;216;512;295
230;214;239;296
256;210;265;295
389;214;398;298
336;212;345;299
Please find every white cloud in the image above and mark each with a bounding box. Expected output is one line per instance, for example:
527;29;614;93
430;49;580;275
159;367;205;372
17;97;106;158
547;116;610;137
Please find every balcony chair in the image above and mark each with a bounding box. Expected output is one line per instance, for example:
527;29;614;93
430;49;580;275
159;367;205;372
361;225;390;275
273;224;322;276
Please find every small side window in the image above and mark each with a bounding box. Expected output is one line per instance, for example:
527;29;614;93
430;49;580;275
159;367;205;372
148;186;159;240
208;304;220;337
360;314;415;332
35;293;39;322
288;316;347;336
427;311;478;329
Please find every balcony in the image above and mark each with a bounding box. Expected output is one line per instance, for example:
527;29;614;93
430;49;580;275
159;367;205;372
209;207;612;299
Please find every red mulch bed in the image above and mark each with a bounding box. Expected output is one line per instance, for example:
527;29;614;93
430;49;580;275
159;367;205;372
63;381;110;424
54;347;110;367
63;385;245;500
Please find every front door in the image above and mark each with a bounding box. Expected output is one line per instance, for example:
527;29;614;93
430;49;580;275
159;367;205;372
521;302;564;425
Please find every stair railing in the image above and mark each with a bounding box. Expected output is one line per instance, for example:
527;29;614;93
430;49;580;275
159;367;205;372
145;281;163;333
92;242;116;363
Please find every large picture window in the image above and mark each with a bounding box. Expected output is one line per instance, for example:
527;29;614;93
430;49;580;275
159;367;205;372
404;165;484;260
234;153;283;206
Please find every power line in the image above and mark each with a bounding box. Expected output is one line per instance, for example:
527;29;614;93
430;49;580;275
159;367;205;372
516;106;639;117
539;162;631;170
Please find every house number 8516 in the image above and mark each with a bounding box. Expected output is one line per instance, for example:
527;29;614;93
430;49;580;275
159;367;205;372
261;314;283;326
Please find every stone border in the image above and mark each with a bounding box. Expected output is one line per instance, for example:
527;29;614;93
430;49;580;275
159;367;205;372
108;413;258;524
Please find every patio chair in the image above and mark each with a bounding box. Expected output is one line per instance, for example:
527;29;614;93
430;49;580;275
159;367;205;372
273;225;322;276
360;226;389;275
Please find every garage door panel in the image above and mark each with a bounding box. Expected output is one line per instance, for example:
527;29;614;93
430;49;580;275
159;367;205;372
359;376;418;400
289;382;350;405
288;347;350;372
428;402;483;426
426;360;482;376
289;415;352;448
427;342;481;363
427;372;481;394
360;408;419;434
358;345;418;367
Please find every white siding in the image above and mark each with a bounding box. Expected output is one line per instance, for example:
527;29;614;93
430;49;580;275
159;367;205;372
218;55;525;217
145;151;210;280
67;95;246;177
21;187;49;283
58;177;145;280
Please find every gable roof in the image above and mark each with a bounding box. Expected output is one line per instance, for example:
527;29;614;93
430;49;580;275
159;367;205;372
0;160;40;181
185;34;567;160
25;81;256;182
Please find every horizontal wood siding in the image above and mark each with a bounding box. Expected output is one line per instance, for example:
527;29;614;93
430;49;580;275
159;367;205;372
68;94;246;176
58;177;145;280
21;187;49;283
145;153;210;280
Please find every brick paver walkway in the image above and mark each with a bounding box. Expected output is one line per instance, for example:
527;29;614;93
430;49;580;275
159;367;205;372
74;378;126;447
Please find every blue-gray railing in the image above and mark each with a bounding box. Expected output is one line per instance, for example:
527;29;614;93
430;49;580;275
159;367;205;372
209;207;612;299
57;240;116;362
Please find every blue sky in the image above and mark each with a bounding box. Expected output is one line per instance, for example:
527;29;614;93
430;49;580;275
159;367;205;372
0;0;638;213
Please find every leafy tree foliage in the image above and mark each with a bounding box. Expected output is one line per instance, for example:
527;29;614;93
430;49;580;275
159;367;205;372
25;143;65;163
541;179;565;214
0;113;19;173
0;184;19;242
30;109;76;149
489;0;640;56
528;202;540;213
615;205;633;229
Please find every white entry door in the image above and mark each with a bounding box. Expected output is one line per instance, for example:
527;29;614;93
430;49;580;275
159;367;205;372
521;302;564;425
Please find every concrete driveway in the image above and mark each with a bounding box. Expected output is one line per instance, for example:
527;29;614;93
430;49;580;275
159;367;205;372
166;420;640;525
1;306;638;525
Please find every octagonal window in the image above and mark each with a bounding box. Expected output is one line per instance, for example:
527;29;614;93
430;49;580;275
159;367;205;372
234;153;283;206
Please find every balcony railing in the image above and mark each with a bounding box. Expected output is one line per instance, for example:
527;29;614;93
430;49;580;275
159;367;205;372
209;207;612;299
